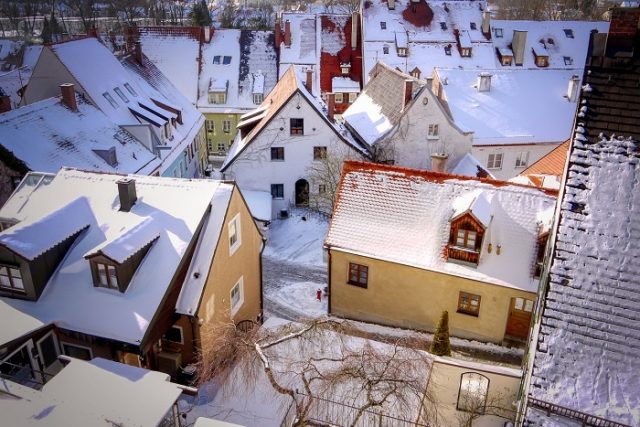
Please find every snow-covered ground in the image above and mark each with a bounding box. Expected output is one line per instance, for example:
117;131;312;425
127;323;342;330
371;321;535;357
263;212;328;268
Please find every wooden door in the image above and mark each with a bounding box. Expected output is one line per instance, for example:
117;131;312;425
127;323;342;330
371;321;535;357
505;297;534;340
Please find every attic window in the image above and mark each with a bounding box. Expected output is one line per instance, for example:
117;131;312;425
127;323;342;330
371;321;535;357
411;68;421;79
341;64;351;74
0;265;24;292
124;83;138;97
470;22;477;30
564;56;573;66
95;262;119;290
494;28;503;38
383;45;389;54
103;92;119;109
397;47;407;57
380;21;387;30
114;87;129;103
564;29;574;38
440;22;447;30
223;56;232;65
447;214;484;266
461;47;471;57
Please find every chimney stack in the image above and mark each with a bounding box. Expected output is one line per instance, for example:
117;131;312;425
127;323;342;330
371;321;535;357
275;17;282;47
512;30;527;66
117;178;137;212
0;91;10;113
305;69;313;93
134;41;143;65
284;20;292;47
203;26;212;43
403;80;413;109
388;0;395;10
481;10;491;37
327;93;335;121
60;83;77;111
351;11;359;50
567;74;580;102
430;153;449;173
477;72;492;92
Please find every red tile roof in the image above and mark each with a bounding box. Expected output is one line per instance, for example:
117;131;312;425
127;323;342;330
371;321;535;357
402;0;434;28
320;14;362;95
522;140;570;177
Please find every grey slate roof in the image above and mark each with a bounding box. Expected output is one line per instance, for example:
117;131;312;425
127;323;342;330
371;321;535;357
524;20;640;427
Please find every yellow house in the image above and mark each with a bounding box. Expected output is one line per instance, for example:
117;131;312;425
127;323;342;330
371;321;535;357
325;161;557;343
424;357;522;426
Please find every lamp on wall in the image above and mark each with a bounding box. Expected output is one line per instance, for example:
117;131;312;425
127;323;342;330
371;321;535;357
487;243;493;253
496;245;502;255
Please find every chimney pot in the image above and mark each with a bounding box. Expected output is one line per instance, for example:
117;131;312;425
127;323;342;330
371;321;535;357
328;93;335;121
203;27;212;43
60;83;78;111
430;153;449;173
305;69;313;93
388;0;396;9
117;178;137;212
512;30;527;66
275;18;282;47
134;41;143;65
567;74;580;102
284;20;292;47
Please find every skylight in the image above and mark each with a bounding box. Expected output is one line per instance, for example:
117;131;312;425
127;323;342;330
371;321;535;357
124;83;138;97
213;55;221;64
103;92;119;109
223;56;232;65
380;21;387;30
440;22;447;30
114;87;129;103
470;22;477;30
564;29;574;38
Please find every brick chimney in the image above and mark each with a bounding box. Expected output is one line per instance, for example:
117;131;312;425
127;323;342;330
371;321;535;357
275;17;282;47
0;92;10;113
60;83;77;111
327;93;335;121
481;10;491;38
203;26;212;43
134;41;143;65
305;69;313;93
512;30;527;66
284;20;292;47
117;178;137;212
403;80;413;109
430;153;449;173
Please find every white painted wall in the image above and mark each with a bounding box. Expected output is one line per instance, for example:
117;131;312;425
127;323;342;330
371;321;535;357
472;143;560;181
378;87;473;171
224;92;363;218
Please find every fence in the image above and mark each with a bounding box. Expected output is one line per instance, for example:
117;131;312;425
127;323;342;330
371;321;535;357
279;393;430;427
528;397;631;427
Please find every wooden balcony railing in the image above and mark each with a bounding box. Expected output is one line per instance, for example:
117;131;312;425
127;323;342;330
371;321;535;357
447;245;480;265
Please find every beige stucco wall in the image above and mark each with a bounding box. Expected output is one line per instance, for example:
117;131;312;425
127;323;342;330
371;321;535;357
329;250;536;343
424;360;520;427
197;187;263;329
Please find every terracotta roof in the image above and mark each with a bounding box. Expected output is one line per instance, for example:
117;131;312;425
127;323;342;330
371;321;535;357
319;14;362;100
522;140;570;177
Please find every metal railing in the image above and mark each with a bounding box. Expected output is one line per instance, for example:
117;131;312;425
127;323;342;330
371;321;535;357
528;397;631;427
0;360;56;390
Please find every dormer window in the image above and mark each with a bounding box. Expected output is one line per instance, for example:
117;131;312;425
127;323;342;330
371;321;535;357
96;262;119;290
0;265;24;292
460;47;471;57
410;67;421;79
447;213;486;266
444;45;452;56
397;47;407;57
341;63;351;75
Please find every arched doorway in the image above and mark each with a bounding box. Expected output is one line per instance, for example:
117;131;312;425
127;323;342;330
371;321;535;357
295;179;309;207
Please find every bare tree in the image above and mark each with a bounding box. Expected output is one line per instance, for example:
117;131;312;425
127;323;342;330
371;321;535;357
306;144;355;215
455;386;515;427
322;0;360;14
197;317;432;427
62;0;99;33
494;0;607;20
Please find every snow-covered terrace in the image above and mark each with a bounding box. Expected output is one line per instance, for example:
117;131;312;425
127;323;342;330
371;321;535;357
436;68;582;146
325;162;557;293
0;169;222;347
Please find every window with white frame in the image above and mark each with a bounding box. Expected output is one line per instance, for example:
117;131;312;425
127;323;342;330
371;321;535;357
515;151;529;168
210;92;226;104
206;120;215;132
217;142;226;152
61;342;93;361
457;372;489;413
223;120;231;133
335;93;344;103
228;213;242;255
253;93;264;105
487;153;503;170
348;92;357;103
428;124;439;137
230;276;244;315
0;265;24;292
95;262;119;290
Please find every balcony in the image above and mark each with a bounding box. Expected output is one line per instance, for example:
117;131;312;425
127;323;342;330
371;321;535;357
447;245;480;266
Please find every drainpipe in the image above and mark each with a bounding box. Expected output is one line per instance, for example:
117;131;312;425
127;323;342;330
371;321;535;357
327;246;332;314
259;237;266;323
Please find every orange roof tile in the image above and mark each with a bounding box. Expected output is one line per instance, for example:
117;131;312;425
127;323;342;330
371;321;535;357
522;140;570;177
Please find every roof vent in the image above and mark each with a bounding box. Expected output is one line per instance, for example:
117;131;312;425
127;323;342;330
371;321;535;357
512;30;527;66
117;178;137;212
477;72;492;92
93;147;118;167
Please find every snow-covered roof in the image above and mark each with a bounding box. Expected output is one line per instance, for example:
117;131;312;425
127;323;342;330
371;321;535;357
0;169;224;346
198;29;277;114
436;68;581;145
331;76;360;92
0;65;31;107
325;161;557;292
525;34;640;425
491;20;609;70
84;216;160;264
0;96;160;175
242;190;272;222
451;153;495;179
137;29;201;103
221;66;368;171
343;62;422;146
279;13;319;67
1;357;183;426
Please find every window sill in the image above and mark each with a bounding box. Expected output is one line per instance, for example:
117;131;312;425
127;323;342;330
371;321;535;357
427;135;440;140
347;281;367;289
229;242;241;256
270;159;285;162
0;286;26;294
456;310;479;317
272;197;284;200
231;298;244;317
